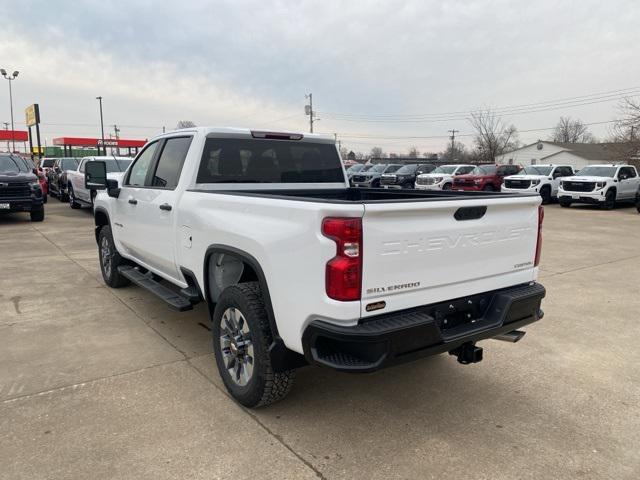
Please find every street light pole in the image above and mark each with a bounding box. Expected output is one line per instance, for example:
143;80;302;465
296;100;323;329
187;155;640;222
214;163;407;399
96;96;105;155
1;69;19;152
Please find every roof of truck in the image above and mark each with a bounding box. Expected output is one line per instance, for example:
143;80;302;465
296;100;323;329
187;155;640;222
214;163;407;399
158;127;335;143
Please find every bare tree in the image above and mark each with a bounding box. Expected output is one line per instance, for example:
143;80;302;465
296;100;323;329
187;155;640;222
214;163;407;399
408;146;420;157
370;146;384;158
441;140;468;162
468;109;520;163
176;120;197;129
606;98;640;165
550;117;595;143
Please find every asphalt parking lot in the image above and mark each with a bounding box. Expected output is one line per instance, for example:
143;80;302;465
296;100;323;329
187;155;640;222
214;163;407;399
1;200;639;480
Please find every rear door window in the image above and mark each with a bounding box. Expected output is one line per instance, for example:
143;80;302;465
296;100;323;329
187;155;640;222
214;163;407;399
151;137;193;189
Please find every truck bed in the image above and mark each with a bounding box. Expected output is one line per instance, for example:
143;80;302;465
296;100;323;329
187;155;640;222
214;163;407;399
193;187;538;203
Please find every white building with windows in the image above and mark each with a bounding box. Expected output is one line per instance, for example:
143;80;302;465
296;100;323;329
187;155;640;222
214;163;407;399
495;141;632;170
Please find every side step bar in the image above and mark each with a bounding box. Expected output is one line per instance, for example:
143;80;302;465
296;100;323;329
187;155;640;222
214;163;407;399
118;266;194;311
493;330;526;343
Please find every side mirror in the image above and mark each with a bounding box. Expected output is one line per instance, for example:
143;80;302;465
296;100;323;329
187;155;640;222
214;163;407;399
106;179;120;198
85;161;108;190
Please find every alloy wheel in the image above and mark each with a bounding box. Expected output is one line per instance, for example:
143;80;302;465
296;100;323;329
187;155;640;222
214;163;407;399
219;307;254;386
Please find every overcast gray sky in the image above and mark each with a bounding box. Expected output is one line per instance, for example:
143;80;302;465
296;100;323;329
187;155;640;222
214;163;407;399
2;0;639;155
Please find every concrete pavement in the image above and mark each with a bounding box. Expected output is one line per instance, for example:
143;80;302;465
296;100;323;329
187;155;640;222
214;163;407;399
1;200;639;479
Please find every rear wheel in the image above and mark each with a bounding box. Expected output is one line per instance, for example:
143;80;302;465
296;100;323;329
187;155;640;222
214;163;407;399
68;185;81;209
602;190;615;210
98;226;131;288
30;208;44;222
212;282;295;407
539;185;552;205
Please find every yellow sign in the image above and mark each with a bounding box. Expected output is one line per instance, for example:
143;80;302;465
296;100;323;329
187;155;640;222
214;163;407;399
31;146;44;154
25;104;40;127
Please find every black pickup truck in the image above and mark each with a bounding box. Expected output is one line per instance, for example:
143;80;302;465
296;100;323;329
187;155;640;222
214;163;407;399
0;154;45;221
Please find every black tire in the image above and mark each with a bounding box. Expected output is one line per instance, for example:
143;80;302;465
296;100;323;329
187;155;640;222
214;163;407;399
559;198;572;208
602;190;615;210
442;183;452;191
403;182;414;189
212;282;295;408
30;208;45;222
68;185;81;209
371;179;380;188
483;184;495;192
539;186;552;205
98;226;131;288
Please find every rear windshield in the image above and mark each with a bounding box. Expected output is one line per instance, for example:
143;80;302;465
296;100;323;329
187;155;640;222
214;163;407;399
576;166;616;177
103;159;132;173
61;158;80;170
196;138;344;183
522;166;552;175
0;155;29;173
395;164;418;174
346;164;365;173
471;165;497;175
432;166;457;174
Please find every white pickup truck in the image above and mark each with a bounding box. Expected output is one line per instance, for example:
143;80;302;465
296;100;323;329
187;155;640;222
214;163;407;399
67;156;132;209
86;127;546;407
502;164;575;204
558;164;640;209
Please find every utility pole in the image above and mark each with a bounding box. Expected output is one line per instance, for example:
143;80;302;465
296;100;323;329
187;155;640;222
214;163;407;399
113;124;120;155
1;69;19;152
96;96;105;155
631;125;637;141
2;122;8;152
305;93;314;133
448;129;459;159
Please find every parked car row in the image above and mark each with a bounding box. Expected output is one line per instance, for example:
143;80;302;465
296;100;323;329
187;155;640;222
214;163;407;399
347;161;640;210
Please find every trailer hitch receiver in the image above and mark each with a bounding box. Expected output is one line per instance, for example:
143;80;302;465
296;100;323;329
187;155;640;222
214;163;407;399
449;342;483;365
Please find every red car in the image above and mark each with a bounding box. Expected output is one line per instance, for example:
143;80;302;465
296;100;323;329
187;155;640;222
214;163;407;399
453;164;522;192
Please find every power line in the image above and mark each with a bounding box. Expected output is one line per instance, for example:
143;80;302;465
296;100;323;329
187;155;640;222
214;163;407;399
317;86;640;121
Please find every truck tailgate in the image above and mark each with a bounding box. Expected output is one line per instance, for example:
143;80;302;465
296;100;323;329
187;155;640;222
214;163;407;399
360;195;541;318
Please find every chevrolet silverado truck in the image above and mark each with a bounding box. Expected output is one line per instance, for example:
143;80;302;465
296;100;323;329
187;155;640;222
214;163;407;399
453;164;522;192
87;127;546;408
0;153;45;221
415;164;475;191
558;164;640;209
502;164;575;204
67;156;132;208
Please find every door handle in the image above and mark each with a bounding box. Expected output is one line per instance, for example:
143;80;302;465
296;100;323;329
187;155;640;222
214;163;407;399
159;203;172;211
128;198;137;205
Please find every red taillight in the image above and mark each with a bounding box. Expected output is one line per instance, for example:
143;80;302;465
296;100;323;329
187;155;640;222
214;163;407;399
534;205;544;267
322;217;362;301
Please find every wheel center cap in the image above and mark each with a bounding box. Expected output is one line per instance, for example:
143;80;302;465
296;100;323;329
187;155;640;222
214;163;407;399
230;342;238;355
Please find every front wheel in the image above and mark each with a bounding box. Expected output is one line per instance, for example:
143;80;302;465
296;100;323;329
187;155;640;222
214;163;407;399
559;198;572;208
442;183;452;191
30;208;45;222
602;190;615;210
212;282;295;408
98;226;131;288
483;184;495;192
68;185;81;209
539;186;552;205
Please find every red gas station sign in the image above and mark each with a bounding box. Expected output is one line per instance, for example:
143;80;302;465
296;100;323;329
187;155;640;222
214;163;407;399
52;136;147;148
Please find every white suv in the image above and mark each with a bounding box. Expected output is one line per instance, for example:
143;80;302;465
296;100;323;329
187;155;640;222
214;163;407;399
558;164;640;210
502;165;574;204
415;164;475;190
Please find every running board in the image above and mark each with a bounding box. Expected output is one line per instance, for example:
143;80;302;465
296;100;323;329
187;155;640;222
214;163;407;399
117;266;193;311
